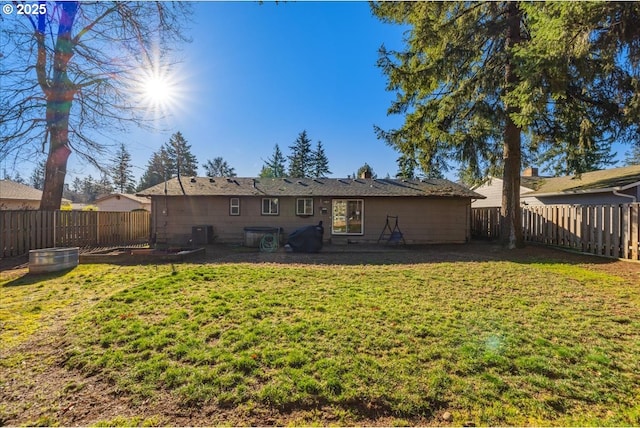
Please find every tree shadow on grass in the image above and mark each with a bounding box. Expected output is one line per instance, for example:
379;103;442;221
1;268;76;287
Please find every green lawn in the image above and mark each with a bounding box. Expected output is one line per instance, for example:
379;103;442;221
2;257;640;426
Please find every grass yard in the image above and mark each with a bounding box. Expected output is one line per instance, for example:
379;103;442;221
1;245;640;426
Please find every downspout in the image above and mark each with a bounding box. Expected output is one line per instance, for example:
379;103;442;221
613;189;637;203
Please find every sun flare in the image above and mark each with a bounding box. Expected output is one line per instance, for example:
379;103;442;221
143;76;175;104
131;61;186;121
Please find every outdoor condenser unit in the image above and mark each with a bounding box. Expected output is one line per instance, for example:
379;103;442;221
191;225;214;245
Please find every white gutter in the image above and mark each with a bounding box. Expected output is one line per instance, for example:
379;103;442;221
613;189;637;203
524;180;640;201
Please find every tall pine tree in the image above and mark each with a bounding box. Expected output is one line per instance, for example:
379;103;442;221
373;2;525;248
111;143;136;193
261;144;287;178
30;159;46;190
203;157;236;177
311;141;331;178
137;146;170;191
288;131;313;178
166;132;198;178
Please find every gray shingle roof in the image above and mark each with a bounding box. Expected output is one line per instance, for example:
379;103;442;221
137;177;485;199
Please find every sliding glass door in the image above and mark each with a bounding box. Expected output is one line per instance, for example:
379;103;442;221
332;199;363;235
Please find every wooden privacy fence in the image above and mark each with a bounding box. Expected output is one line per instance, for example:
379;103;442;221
471;203;640;261
1;210;151;258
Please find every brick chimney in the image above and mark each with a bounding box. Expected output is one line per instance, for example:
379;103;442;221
523;167;538;177
360;169;372;179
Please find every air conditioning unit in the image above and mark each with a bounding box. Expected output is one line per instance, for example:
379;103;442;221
192;225;214;245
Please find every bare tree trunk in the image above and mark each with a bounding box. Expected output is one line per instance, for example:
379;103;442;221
500;1;524;249
38;2;79;210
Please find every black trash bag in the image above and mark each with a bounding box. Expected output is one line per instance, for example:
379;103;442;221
286;221;324;253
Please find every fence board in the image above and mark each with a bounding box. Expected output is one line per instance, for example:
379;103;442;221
1;210;150;259
471;203;640;261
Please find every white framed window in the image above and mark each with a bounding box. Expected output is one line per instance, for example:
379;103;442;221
262;198;279;215
296;198;314;216
332;199;364;235
230;198;240;216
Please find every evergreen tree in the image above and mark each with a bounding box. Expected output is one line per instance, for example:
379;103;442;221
137;146;170;191
30;159;46;190
262;144;287;178
356;163;377;179
203;157;236;177
373;2;525;248
288;131;313;178
624;145;640;166
259;166;275;178
513;2;638;175
396;153;418;180
166;132;198;177
111;143;136;193
95;172;114;197
311;141;331;178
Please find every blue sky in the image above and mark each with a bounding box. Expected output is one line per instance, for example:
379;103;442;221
100;1;409;182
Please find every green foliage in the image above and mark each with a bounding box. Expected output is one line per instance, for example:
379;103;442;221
203;157;236;177
261;144;287;178
624;144;640;166
373;2;640;179
137;132;198;191
137;146;170;191
165;132;198;177
311;141;331;178
288;130;314;178
372;2;509;182
30;159;46;190
513;2;638;176
356;162;376;179
110;143;136;193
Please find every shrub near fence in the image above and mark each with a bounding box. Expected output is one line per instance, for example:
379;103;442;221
471;203;640;261
0;210;151;258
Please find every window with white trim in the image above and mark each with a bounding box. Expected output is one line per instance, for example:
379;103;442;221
262;198;279;215
332;199;364;235
230;198;240;216
296;198;314;216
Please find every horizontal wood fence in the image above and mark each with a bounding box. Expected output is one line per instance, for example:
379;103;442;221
472;203;640;261
1;210;151;259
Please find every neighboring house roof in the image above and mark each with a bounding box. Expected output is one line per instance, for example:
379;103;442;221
472;175;547;192
95;193;151;205
522;165;640;197
0;179;46;201
137;177;485;199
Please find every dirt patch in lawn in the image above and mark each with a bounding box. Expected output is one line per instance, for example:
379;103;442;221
1;241;638;426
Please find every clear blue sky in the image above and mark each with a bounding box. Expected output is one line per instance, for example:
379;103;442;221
89;1;409;182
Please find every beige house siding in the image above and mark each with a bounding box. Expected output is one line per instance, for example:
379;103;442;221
152;195;471;245
471;178;534;208
0;199;40;210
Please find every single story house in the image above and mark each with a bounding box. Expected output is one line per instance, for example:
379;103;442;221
137;175;485;246
472;165;640;207
0;179;70;210
95;193;151;212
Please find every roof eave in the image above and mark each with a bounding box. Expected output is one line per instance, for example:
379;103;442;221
522;182;640;198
